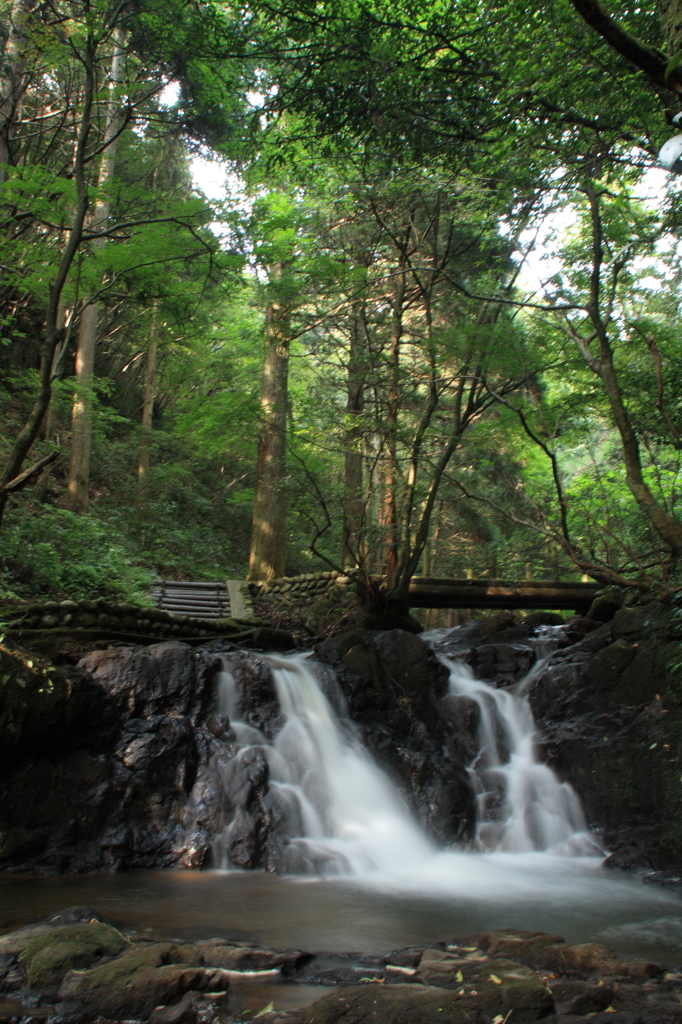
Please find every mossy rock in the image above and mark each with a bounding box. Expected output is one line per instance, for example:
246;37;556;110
213;617;242;631
612;600;674;641
587;587;624;623
21;921;128;992
56;941;211;1020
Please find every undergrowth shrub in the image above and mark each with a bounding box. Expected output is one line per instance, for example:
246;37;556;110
0;505;154;602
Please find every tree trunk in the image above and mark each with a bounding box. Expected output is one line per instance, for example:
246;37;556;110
0;0;34;184
657;0;682;54
0;35;96;526
583;184;682;556
598;343;682;554
383;252;405;579
67;29;124;513
247;268;290;581
342;307;366;568
138;304;158;496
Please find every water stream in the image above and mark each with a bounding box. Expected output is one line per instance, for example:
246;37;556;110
3;639;682;970
187;641;682;964
214;640;596;873
443;653;594;856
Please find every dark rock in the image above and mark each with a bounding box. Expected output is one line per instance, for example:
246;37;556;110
525;612;565;627
439;695;480;764
297;967;386;985
195;939;311;974
383;946;437;968
611;601;674;642
529;598;682;870
149;993;199;1024
286;983;474;1023
587;588;625;623
470;642;535;686
474;930;662;982
0;642;221;873
472;958;553;1023
550;979;614;1014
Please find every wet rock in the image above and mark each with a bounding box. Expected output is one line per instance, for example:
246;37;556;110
21;920;128;992
550;979;614;1014
474;930;663;981
195;939;311;974
296;967;386;985
149;992;199;1024
0;642;220;874
0;908;110;959
587;588;625;623
524;613;565;627
416;948;552;1022
473;958;553;1022
529;598;682;871
55;941;228;1021
383;946;438;968
611;982;649;1010
473;642;536;685
286;982;475;1023
214;651;283;739
0;923;59;960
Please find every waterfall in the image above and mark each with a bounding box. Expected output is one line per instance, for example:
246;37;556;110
212;642;597;875
441;655;591;855
213;653;434;873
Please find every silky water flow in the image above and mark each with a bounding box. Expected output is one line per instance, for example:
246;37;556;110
2;638;681;966
212;636;598;878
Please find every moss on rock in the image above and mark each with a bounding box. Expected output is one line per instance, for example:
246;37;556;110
56;941;218;1020
21;921;128;991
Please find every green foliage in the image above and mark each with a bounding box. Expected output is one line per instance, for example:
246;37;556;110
0;506;154;602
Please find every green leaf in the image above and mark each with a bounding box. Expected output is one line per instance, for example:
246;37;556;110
666;50;682;81
254;1002;274;1017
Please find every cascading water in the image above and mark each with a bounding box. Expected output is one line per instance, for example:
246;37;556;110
214;653;435;873
212;637;598;875
442;654;593;856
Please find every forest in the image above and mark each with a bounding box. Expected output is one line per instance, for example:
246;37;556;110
1;0;682;613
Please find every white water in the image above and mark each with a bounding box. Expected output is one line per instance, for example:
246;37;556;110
213;640;600;878
215;653;435;874
443;654;594;856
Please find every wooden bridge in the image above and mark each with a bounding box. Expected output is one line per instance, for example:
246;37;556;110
151;576;600;620
407;577;600;616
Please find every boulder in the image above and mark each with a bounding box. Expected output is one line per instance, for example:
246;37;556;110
550;978;614;1015
55;941;229;1021
286;983;474;1024
529;599;682;870
21;920;127;992
195;938;311;974
474;929;663;981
